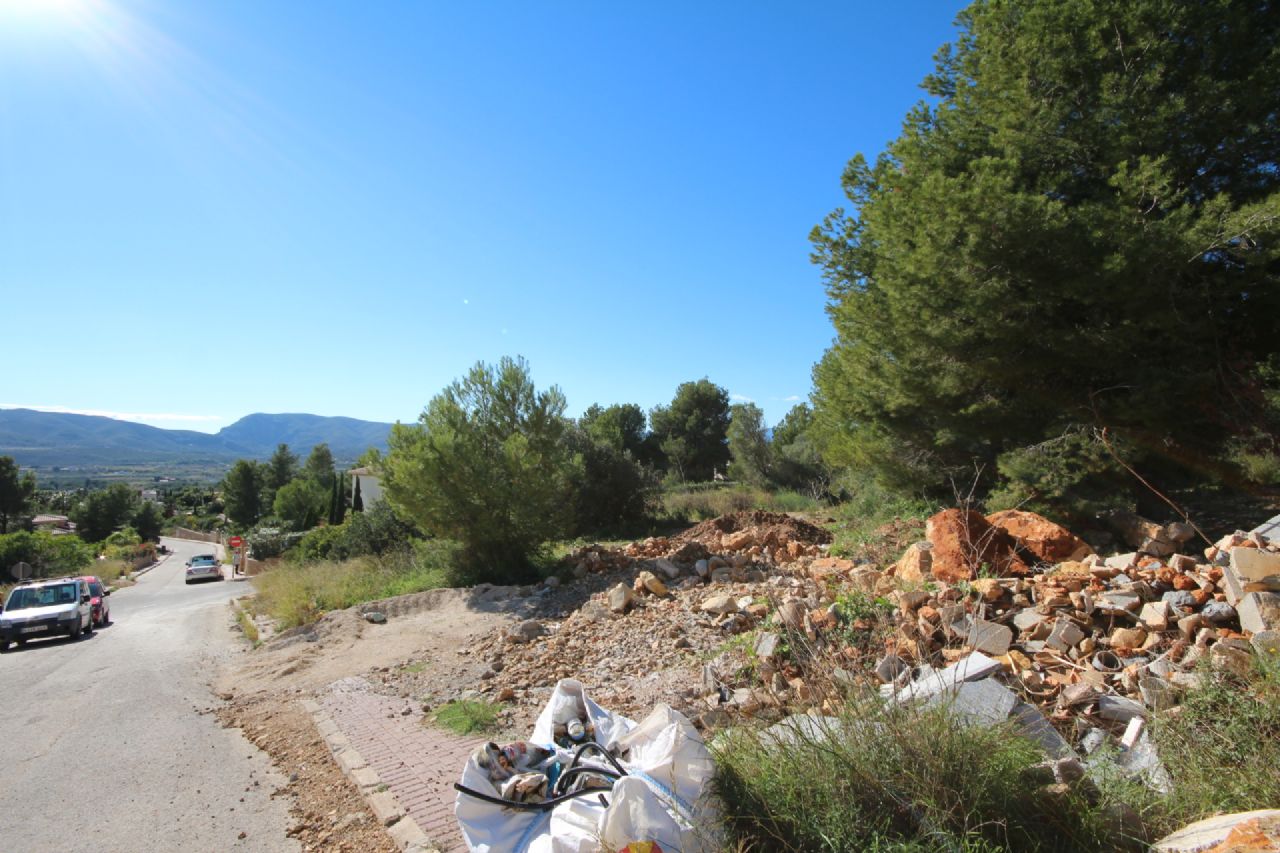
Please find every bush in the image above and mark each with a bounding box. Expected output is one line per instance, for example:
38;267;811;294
0;530;94;578
382;357;574;584
714;697;1139;852
564;425;656;535
246;527;306;560
291;502;421;563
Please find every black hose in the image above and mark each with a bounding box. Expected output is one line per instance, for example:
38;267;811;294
453;782;616;813
552;765;623;797
565;741;628;777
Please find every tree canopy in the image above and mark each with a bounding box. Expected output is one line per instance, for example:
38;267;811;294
649;379;731;482
811;0;1280;500
0;456;36;534
382;356;573;581
223;459;263;529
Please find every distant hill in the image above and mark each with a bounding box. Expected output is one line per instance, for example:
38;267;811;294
0;409;393;469
216;413;393;460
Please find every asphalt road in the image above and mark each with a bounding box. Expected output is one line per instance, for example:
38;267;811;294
0;537;298;853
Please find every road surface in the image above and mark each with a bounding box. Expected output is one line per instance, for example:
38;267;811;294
0;537;298;853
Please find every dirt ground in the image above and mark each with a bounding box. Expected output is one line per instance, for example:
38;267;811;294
214;586;534;851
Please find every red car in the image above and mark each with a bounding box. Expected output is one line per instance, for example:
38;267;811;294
76;576;112;627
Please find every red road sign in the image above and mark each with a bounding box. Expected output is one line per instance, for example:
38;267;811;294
228;536;243;548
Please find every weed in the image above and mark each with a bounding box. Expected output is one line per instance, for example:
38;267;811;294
432;700;500;736
235;607;260;646
250;547;453;629
1147;657;1280;834
714;697;1138;852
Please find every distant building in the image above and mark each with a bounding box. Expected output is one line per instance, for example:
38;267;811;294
348;467;384;508
140;489;160;503
32;515;77;536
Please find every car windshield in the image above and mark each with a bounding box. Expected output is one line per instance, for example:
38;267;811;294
191;555;216;564
5;583;79;611
89;582;104;596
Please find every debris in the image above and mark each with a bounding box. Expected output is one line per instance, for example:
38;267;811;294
363;611;387;624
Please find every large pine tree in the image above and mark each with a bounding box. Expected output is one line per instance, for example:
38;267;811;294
812;0;1280;496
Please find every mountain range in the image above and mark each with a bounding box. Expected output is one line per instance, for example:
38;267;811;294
0;409;394;468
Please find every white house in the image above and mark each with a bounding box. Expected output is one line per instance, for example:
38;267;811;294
349;467;384;509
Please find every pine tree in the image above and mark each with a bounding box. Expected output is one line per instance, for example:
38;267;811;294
352;477;363;513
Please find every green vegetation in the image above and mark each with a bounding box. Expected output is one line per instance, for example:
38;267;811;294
382;356;575;584
432;699;500;736
810;0;1280;517
235;606;260;646
0;529;94;578
248;543;454;629
715;698;1142;852
1150;657;1280;824
661;482;820;523
0;456;36;534
649;378;731;483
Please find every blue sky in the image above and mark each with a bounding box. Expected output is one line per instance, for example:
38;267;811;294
1;0;967;433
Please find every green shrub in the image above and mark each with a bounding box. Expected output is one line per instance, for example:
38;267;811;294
432;699;500;735
382;357;574;584
291;502;421;564
564;425;656;535
0;530;94;578
985;428;1127;523
715;698;1139;852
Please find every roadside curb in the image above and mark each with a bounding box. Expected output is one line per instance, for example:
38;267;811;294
300;699;443;853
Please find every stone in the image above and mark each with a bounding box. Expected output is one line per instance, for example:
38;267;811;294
363;611;387;624
754;631;780;660
966;619;1013;656
607;583;635;614
986;509;1094;563
651;558;682;579
777;598;807;630
895;652;1003;703
1105;552;1139;570
1008;701;1074;757
635;571;668;597
700;594;739;615
579;600;610;622
897;589;930;612
926;509;1029;582
1211;640;1254;678
1110;627;1147;649
1177;613;1205;639
1138;676;1175;711
894;542;933;583
971;578;1005;602
1239;592;1280;634
1200;601;1236;624
1013;610;1048;634
1045;618;1085;652
693;559;709;578
508;620;546;644
1103;510;1166;549
1139;601;1170;631
1162;590;1197;612
1153;810;1280;853
721;530;755;551
1168;554;1197;572
1098;591;1142;613
1251;630;1280;657
1098;694;1147;723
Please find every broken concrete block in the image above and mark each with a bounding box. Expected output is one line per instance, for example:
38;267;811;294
1008;700;1074;758
924;677;1018;728
607;583;635;613
1013;609;1047;633
1105;552;1139;570
700;594;739;615
1239;592;1280;634
1139;601;1170;631
1168;553;1197;572
1045;618;1085;652
1109;627;1147;649
874;653;909;684
1231;547;1280;582
1211;639;1255;678
1098;694;1147;723
966;619;1013;655
1200;600;1236;624
894;652;1002;703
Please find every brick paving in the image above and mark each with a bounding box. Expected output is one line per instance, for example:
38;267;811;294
322;689;484;852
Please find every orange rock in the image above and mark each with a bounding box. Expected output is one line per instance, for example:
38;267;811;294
986;509;1094;563
927;509;1029;583
1173;574;1199;591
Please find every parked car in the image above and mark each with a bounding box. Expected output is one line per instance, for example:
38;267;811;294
0;577;94;650
76;575;112;627
185;554;223;584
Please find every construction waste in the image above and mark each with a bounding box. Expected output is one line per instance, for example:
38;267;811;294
459;509;1280;849
455;679;720;853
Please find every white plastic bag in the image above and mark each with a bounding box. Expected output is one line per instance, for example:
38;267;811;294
456;680;721;853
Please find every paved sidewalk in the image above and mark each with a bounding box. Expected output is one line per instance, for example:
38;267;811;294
321;686;484;852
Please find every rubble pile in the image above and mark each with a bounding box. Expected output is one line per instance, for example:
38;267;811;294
453;509;1279;796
